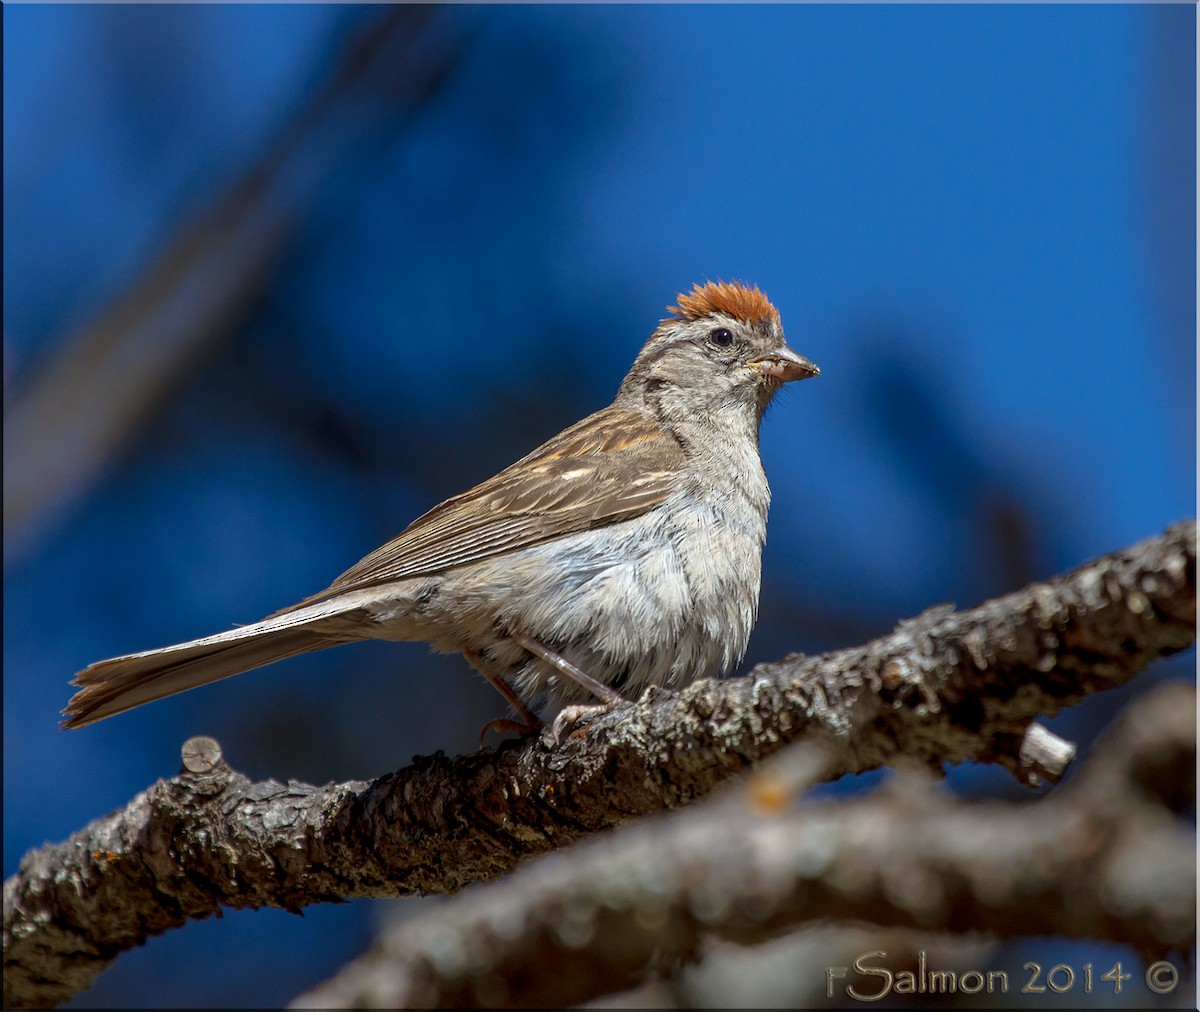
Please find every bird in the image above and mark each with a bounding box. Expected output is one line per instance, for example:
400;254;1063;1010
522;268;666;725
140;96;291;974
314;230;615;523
62;280;819;737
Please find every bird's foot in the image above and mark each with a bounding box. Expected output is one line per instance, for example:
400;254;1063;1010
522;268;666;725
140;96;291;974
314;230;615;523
509;632;630;744
464;646;544;746
478;714;543;747
551;703;613;744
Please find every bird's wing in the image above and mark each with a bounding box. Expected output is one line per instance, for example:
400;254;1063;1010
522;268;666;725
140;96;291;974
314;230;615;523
276;406;684;611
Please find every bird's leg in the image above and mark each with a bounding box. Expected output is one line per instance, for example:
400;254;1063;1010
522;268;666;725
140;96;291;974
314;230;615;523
462;647;543;744
510;632;625;704
510;632;629;743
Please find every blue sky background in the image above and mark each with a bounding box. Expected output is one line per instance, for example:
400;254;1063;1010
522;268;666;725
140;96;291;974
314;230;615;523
4;5;1195;1007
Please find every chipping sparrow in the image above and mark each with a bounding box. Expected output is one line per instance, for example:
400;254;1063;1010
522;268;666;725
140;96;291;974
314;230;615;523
63;281;819;735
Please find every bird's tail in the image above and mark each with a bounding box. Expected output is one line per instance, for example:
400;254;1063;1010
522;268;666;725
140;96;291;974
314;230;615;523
62;597;371;729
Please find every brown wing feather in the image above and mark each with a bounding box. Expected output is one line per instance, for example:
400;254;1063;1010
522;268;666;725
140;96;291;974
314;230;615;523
274;406;683;613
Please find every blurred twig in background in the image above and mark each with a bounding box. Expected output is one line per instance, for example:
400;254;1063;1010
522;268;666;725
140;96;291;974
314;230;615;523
3;6;465;563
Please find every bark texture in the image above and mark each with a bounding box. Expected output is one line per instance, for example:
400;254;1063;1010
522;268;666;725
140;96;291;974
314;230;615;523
294;682;1197;1008
3;520;1195;1008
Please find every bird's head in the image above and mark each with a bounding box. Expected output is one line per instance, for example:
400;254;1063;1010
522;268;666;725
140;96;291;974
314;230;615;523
617;280;819;426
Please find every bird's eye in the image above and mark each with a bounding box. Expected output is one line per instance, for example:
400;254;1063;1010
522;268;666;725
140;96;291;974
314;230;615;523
708;327;734;348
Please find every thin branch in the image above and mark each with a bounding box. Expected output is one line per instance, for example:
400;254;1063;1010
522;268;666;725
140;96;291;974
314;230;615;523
3;521;1195;1008
294;681;1197;1008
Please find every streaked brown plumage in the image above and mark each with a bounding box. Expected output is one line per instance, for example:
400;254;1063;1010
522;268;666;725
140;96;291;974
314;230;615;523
63;281;818;731
281;409;684;608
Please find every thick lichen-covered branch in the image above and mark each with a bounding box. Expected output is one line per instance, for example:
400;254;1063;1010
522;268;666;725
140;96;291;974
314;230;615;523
294;681;1197;1009
3;521;1194;1008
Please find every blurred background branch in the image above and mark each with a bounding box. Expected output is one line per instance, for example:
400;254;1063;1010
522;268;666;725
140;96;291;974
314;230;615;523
3;6;464;562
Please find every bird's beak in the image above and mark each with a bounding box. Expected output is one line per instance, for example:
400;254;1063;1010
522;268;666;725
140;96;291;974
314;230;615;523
748;345;820;383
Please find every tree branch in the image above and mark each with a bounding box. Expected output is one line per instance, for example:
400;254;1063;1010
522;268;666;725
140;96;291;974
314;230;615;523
3;521;1194;1007
293;681;1197;1009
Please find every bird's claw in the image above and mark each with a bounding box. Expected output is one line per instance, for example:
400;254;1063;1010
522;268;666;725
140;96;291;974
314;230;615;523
552;703;611;744
478;715;542;747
